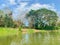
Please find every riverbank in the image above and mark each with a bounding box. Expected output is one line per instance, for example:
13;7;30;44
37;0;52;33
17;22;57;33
22;29;59;34
0;28;18;36
0;28;60;36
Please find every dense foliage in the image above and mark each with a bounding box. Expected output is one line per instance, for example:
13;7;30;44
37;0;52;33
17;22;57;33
0;8;59;30
26;8;58;30
0;9;23;28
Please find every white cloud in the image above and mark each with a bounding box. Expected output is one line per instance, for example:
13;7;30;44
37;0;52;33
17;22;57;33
14;3;56;14
20;2;28;7
29;3;56;11
9;0;16;5
13;3;57;22
13;2;28;21
13;2;28;15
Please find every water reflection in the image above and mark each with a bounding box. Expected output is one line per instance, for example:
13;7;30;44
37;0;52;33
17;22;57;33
0;31;60;45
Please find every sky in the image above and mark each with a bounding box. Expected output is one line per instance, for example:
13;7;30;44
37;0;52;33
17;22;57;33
0;0;60;25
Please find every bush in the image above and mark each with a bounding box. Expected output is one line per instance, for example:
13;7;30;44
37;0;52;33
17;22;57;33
19;26;22;32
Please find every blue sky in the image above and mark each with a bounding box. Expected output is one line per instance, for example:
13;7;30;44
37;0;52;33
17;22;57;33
0;0;60;11
0;0;60;25
0;0;60;15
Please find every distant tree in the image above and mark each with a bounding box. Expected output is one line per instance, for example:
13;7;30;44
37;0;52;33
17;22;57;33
26;10;36;28
2;7;15;27
26;8;58;30
0;10;5;27
4;14;14;27
14;20;24;28
56;20;60;28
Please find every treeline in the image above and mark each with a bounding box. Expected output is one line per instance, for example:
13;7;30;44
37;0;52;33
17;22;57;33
0;9;23;28
0;8;60;30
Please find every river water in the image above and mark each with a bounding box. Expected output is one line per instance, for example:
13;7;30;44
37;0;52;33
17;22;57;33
0;31;60;45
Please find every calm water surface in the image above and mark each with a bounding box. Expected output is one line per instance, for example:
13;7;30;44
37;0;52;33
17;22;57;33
0;31;60;45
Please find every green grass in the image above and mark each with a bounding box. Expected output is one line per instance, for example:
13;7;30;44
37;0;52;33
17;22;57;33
27;29;35;34
0;27;60;36
0;27;18;37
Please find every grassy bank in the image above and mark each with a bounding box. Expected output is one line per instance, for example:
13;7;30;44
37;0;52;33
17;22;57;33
0;28;18;37
22;29;59;34
0;27;60;36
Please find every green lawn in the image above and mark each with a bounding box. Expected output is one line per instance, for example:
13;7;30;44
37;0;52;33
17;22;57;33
0;27;18;37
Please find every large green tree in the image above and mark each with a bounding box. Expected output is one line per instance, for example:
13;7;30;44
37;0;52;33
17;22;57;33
26;8;58;30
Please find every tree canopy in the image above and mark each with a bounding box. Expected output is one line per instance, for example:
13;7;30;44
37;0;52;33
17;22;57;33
26;8;58;30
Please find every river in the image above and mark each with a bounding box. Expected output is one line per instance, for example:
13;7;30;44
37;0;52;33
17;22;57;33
0;31;60;45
